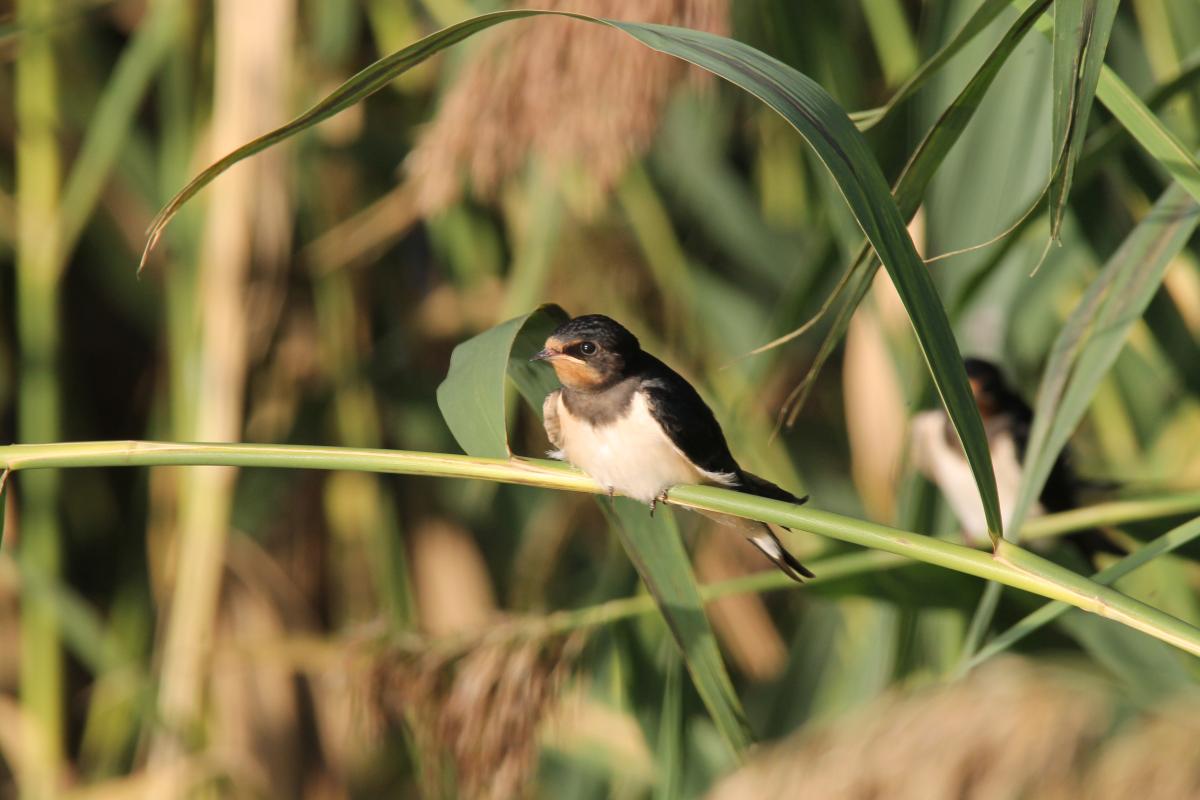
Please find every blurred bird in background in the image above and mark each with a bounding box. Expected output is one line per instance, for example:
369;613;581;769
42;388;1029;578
533;314;813;581
911;358;1125;562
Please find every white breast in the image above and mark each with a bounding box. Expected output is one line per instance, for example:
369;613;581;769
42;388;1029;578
910;411;1042;544
555;391;736;504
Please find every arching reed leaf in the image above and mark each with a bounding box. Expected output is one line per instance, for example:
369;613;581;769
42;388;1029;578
436;304;566;459
1011;181;1200;534
1019;0;1200;204
775;0;1052;426
1093;66;1200;203
1049;0;1118;241
146;10;1004;539
851;0;1013;130
604;500;753;756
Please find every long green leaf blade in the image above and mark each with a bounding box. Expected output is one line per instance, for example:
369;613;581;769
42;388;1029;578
146;10;1004;538
1095;66;1200;202
611;21;1002;540
1018;0;1200;204
1012;180;1200;534
139;9;546;269
1049;0;1118;240
436;305;565;459
605;501;753;755
852;0;1014;130
775;0;1051;426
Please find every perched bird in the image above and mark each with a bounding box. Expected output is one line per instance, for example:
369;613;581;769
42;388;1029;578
532;314;813;581
911;357;1123;560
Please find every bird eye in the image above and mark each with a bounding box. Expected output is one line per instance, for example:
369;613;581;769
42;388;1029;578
579;341;597;356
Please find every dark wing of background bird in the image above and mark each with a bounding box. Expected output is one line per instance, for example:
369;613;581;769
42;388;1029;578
1005;392;1125;560
638;355;807;506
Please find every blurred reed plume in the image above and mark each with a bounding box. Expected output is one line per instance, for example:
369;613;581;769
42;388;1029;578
374;634;583;800
1083;703;1200;800
407;0;728;214
709;657;1200;800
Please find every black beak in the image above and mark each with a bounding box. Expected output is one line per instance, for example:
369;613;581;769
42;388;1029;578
530;347;556;362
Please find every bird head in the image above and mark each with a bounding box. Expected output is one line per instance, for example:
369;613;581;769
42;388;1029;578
964;357;1010;419
531;314;641;391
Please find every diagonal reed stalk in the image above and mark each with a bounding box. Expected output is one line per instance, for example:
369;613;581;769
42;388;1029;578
3;440;1200;659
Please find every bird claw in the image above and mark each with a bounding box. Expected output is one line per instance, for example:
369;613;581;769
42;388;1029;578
649;491;669;517
606;486;616;511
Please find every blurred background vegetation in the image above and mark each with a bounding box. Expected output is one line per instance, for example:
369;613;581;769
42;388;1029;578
2;0;1200;797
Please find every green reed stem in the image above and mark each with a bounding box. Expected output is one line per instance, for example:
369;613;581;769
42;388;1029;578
3;441;1200;660
14;0;64;795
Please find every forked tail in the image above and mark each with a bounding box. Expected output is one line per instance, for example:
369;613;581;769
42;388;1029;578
749;528;814;582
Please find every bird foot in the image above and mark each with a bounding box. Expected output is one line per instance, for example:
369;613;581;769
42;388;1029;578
648;491;669;517
606;486;616;511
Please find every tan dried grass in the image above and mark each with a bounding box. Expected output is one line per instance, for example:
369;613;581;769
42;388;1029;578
709;659;1107;800
407;0;728;215
1084;704;1200;800
374;634;582;800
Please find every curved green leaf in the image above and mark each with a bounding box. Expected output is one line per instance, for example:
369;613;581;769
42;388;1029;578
1011;180;1200;534
1094;66;1200;203
604;501;752;755
1019;0;1200;205
436;304;567;459
143;10;1002;538
775;0;1051;427
1049;0;1118;241
851;0;1014;130
603;21;1001;538
140;9;546;270
1078;53;1200;175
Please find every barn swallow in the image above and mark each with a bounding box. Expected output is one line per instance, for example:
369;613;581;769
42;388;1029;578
911;357;1124;561
532;314;813;581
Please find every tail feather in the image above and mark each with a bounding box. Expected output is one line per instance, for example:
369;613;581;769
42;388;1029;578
749;529;814;582
738;470;809;506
